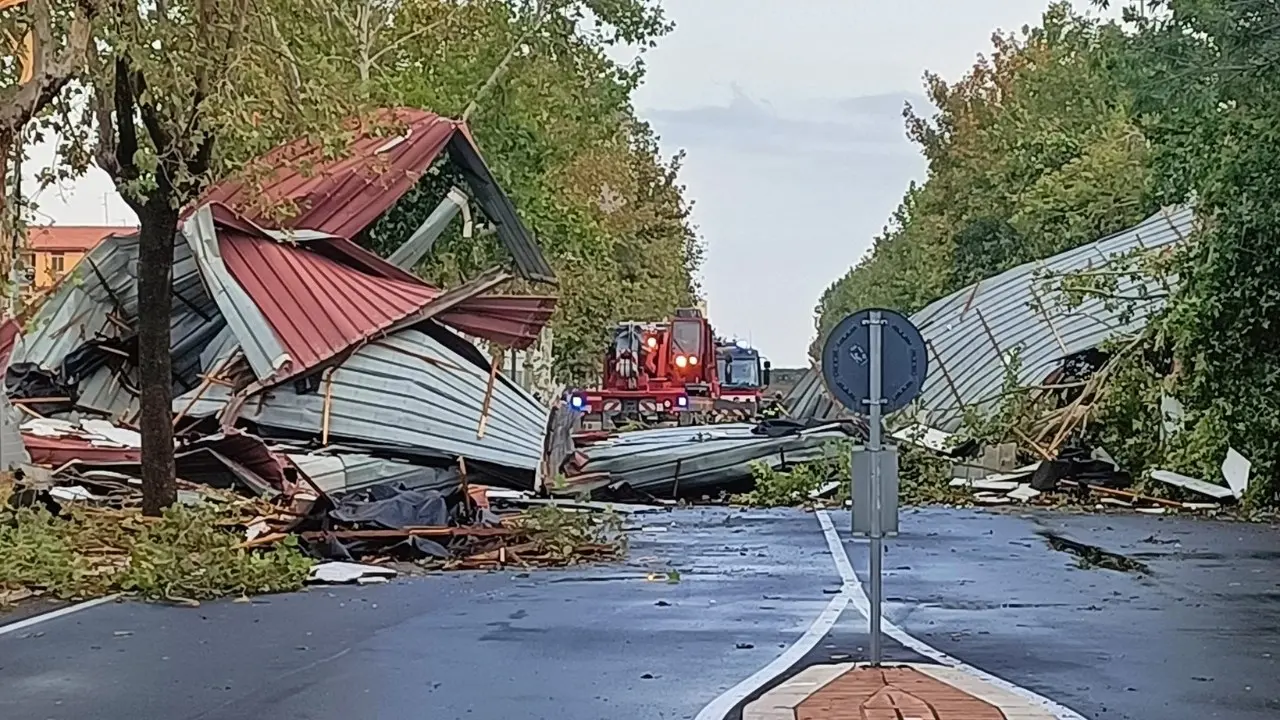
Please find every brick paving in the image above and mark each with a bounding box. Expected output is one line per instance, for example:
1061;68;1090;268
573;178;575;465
794;666;1006;720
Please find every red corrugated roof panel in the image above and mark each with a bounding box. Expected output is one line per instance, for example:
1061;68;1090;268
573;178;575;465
199;108;458;241
0;316;19;369
219;229;443;373
440;295;558;349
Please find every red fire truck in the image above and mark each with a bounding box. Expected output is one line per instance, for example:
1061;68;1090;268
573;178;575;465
568;308;770;426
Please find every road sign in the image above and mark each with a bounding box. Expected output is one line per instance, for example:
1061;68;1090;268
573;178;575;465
820;308;928;416
819;308;928;668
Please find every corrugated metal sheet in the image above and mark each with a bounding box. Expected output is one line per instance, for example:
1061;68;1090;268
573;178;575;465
909;205;1195;432
783;366;848;422
575;422;853;498
7;231;225;414
438;295;558;350
198;108;458;240
234;326;550;473
182;206;289;380
195;107;555;283
0;316;18;369
288;452;460;495
1;386;29;470
219;227;442;376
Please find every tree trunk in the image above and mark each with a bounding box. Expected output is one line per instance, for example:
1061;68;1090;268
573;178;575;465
136;191;178;516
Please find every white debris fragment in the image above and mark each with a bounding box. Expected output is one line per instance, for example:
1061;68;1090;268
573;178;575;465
1006;484;1041;502
49;486;98;502
307;562;398;585
1222;448;1251;500
1149;469;1234;500
891;424;953;452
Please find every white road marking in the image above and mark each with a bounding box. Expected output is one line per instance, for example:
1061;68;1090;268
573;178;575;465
694;510;1090;720
0;594;121;637
693;588;850;720
815;510;1087;720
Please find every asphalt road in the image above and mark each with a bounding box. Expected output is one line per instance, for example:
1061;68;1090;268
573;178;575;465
1;506;1278;720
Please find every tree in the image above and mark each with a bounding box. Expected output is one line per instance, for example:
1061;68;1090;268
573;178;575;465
86;1;364;514
1088;0;1280;505
812;2;1156;356
0;0;97;306
233;0;701;382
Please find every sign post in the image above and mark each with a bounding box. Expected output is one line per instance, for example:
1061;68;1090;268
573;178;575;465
820;308;928;667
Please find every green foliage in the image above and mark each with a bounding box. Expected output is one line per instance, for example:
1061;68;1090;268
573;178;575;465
211;0;701;383
812;2;1157;358
1067;0;1280;507
733;461;831;508
508;504;625;562
897;444;964;506
0;503;312;605
730;438;960;507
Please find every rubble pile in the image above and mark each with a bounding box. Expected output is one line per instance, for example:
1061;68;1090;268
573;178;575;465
787;206;1254;514
0;108;633;602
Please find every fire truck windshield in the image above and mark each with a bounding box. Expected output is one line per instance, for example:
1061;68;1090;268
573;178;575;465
723;357;760;387
671;320;702;356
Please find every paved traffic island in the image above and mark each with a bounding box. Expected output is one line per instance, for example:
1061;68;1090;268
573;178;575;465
745;663;1056;720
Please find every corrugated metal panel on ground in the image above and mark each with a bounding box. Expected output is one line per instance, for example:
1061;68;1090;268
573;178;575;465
288;453;460;495
235;327;550;472
909;205;1195;433
576;422;852;498
783;366;847;422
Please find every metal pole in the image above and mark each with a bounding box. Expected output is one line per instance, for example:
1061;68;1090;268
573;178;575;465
867;310;884;666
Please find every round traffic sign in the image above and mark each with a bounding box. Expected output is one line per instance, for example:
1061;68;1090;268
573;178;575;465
820;308;928;415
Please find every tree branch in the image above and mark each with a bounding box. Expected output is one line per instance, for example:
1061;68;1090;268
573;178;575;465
0;0;98;135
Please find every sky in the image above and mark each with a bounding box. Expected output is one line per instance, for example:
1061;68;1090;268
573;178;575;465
20;0;1124;367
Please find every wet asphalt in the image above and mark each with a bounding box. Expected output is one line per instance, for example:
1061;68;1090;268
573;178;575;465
0;506;1278;720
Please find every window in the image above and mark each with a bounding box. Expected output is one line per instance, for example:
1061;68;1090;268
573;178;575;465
725;357;761;387
49;253;65;275
671;319;702;356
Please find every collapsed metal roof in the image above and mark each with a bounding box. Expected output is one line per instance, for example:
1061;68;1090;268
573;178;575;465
180;327;552;474
782;365;848;422
574;422;855;498
910;205;1195;433
5;107;563;490
197;107;556;284
789;206;1194;433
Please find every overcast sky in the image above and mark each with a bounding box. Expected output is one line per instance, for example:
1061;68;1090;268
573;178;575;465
22;0;1123;367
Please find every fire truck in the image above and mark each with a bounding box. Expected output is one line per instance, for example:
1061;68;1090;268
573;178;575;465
567;308;771;426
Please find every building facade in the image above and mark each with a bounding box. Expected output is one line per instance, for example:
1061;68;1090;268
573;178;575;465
20;225;135;296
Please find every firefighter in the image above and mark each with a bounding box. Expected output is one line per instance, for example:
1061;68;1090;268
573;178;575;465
759;392;786;420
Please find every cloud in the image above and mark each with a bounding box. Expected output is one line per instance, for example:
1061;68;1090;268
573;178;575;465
638;90;932;366
644;87;932;161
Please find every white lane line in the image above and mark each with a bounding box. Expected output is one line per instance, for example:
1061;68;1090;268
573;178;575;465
815;510;1087;720
693;548;853;719
0;594;121;637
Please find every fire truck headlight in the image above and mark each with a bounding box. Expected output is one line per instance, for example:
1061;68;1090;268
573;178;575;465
569;394;585;410
688;356;698;365
676;395;689;408
646;336;658;348
675;355;688;368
